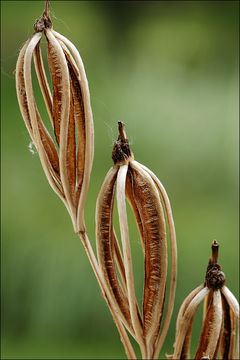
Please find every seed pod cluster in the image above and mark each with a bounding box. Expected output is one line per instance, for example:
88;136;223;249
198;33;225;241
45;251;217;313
169;240;239;360
15;1;94;232
96;122;177;359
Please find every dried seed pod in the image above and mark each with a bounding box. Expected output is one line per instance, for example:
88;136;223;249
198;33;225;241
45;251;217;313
15;1;94;232
170;240;239;360
96;122;177;359
16;3;137;359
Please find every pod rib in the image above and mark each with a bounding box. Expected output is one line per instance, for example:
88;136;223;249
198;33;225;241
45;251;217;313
130;161;167;357
134;161;177;358
33;42;54;125
45;29;76;227
112;229;127;289
52;30;94;232
221;286;239;359
33;41;61;184
125;169;145;252
220;293;235;360
16;37;34;138
59;40;86;200
176;284;205;334
221;286;239;319
173;286;209;359
66;86;77;201
117;165;146;357
203;291;213;321
96;166;134;337
180;316;194;360
23;32;68;205
194;290;222;359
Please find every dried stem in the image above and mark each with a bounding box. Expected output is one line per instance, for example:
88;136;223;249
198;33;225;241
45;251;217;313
211;240;219;265
77;231;137;359
118;121;128;142
44;0;50;18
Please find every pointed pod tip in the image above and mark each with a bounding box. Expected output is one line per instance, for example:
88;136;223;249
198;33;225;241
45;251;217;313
212;239;219;247
118;121;127;141
118;121;124;128
211;239;219;264
112;122;133;165
44;0;50;16
33;0;52;32
205;241;226;290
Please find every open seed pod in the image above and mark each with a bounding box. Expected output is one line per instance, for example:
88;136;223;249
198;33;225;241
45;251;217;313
96;122;177;359
169;240;239;360
15;0;94;232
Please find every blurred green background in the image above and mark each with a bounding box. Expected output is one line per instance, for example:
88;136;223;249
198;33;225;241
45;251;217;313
1;1;239;359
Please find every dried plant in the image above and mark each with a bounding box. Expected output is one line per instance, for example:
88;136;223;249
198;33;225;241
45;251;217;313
15;1;176;358
96;122;177;358
15;1;238;359
15;0;94;233
168;240;239;360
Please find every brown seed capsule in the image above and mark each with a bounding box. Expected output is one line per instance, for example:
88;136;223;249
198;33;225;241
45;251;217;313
171;240;239;360
96;122;177;359
15;1;94;232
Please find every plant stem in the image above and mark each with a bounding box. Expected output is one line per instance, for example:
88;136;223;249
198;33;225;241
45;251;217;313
77;231;136;359
211;240;219;264
44;0;50;17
